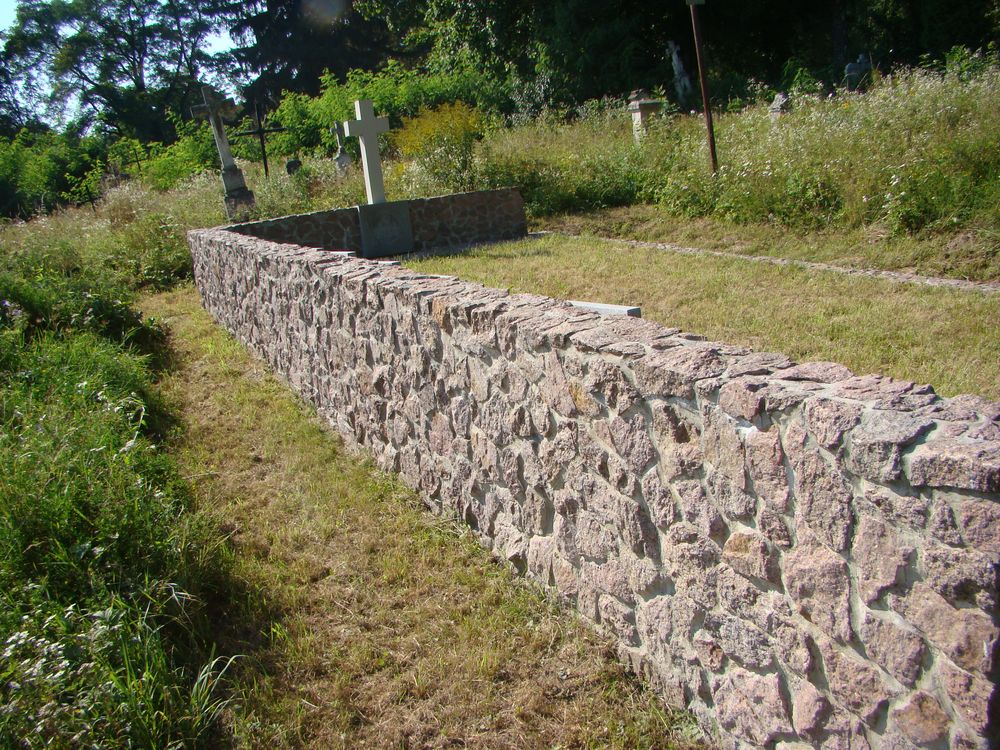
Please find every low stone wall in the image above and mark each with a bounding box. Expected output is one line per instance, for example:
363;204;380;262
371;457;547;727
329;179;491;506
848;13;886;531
225;188;527;254
188;228;999;750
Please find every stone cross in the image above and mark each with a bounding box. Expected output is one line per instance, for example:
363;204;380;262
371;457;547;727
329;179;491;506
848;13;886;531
627;89;664;143
191;85;255;218
343;99;389;204
331;121;353;174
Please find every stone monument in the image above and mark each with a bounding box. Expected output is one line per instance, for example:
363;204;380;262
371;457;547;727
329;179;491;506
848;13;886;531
342;99;414;258
331;122;353;174
627;89;664;143
667;40;694;107
769;91;791;122
192;86;255;220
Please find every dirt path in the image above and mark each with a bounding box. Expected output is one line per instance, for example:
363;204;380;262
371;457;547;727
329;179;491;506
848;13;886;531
143;285;699;750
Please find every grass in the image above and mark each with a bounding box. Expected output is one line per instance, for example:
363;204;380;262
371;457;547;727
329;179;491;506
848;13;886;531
538;205;1000;283
143;284;701;749
405;233;1000;400
0;253;232;746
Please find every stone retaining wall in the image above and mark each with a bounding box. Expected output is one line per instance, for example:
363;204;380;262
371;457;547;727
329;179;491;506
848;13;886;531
225;188;527;254
188;227;999;750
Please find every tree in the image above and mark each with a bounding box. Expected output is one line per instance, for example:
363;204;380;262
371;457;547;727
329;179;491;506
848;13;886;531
216;0;403;105
2;0;222;141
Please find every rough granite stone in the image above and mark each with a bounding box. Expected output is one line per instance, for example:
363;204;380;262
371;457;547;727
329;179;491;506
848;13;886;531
889;691;949;746
847;410;934;482
744;425;791;511
858;612;927;687
713;668;793;746
784;535;853;642
893;583;997;674
820;638;897;725
955;497;1000;553
852;515;914;604
803;397;863;450
939;659;993;734
189;223;1000;750
785;422;854;551
721;530;780;584
907;438;1000;492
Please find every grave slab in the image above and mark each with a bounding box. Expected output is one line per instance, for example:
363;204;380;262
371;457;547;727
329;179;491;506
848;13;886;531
569;300;642;317
358;201;414;258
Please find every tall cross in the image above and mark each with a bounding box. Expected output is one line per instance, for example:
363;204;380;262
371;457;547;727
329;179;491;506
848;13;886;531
191;86;241;173
233;101;285;179
119;144;147;176
343;99;389;204
191;85;255;218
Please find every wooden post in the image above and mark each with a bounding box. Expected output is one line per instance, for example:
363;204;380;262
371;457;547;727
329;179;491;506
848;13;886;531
688;0;719;175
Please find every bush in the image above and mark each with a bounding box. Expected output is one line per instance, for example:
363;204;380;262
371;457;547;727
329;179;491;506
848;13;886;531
143;116;217;191
395;102;487;192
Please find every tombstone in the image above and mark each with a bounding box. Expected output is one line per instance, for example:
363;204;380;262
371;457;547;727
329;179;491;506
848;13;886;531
343;100;389;204
342;99;413;258
844;54;872;90
627;89;665;143
331;122;353;174
285;157;302;176
769;92;791;122
191;86;255;220
667;40;694;107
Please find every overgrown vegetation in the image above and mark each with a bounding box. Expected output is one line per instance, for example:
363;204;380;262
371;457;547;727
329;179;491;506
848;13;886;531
0;244;233;746
4;49;998;283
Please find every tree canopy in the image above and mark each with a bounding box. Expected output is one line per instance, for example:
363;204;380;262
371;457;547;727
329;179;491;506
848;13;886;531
1;0;998;137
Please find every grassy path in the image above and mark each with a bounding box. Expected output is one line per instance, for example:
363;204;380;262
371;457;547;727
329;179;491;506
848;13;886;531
143;285;699;750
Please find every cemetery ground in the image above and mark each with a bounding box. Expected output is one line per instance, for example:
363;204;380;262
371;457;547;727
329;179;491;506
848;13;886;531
141;284;702;748
2;160;999;743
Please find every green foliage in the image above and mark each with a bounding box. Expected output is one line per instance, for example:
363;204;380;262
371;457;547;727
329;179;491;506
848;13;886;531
143;116;217;191
395;102;487;191
471;55;1000;237
0;130;103;217
0;242;231;747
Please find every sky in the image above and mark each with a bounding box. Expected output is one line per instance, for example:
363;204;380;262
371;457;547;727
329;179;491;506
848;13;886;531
0;0;16;32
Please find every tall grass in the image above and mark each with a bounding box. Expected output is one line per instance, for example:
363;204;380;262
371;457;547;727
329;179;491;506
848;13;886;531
474;51;1000;236
0;241;233;747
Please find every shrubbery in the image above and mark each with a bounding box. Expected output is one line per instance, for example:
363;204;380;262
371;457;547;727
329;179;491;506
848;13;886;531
2;48;997;240
471;48;1000;235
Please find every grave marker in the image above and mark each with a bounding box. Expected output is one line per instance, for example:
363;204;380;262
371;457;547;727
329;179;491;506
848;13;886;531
331;122;353;173
192;85;255;219
233;101;285;179
343;99;413;258
343;99;389;205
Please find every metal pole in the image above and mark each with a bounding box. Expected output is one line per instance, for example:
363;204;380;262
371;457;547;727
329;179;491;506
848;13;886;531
255;102;270;179
689;3;719;175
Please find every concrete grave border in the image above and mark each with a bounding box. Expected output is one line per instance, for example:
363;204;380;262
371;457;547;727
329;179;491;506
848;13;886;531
189;202;999;750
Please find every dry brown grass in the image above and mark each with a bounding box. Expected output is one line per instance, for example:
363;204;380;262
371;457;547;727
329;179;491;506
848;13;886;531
143;285;701;750
406;233;1000;401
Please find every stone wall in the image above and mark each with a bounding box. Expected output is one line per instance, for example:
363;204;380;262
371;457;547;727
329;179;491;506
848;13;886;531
225;188;526;254
188;227;999;750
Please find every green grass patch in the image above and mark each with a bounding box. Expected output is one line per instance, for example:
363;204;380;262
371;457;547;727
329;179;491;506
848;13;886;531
406;234;1000;400
539;205;1000;283
0;245;235;747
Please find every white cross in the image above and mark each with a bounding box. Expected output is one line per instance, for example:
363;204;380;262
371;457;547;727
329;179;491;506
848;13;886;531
343;99;389;205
